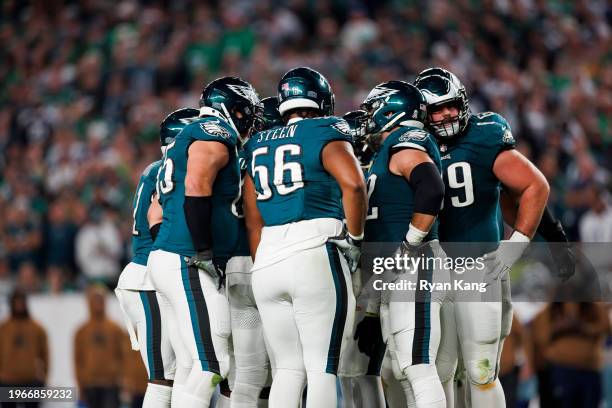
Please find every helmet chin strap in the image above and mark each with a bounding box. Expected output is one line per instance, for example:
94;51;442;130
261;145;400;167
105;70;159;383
380;112;405;133
219;103;239;134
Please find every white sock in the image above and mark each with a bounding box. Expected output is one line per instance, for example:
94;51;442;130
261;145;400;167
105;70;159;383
142;383;172;408
178;369;218;408
355;375;385;408
470;378;505;407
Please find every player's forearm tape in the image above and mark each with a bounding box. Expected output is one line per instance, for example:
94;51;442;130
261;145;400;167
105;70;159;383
537;207;568;242
149;223;161;241
409;162;445;215
183;196;213;252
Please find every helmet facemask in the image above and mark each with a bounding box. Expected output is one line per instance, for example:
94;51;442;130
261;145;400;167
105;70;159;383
426;97;469;139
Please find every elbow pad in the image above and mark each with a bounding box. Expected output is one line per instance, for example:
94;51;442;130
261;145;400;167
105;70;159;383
409;162;444;215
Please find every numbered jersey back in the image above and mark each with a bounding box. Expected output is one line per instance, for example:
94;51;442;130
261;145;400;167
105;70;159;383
131;160;162;266
153;116;241;264
244;117;353;226
364;126;442;243
437;112;516;247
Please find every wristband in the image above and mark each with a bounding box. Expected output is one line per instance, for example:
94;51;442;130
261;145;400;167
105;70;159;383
508;230;530;243
405;223;428;245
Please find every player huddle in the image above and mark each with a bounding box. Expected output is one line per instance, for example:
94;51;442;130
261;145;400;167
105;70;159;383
114;66;573;408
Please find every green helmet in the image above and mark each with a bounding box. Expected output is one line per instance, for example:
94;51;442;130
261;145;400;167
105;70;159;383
199;76;262;137
343;110;374;169
361;80;427;135
159;108;200;147
277;67;334;117
415;73;469;138
258;96;283;131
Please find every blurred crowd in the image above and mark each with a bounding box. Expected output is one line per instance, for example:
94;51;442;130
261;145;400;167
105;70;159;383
0;0;610;294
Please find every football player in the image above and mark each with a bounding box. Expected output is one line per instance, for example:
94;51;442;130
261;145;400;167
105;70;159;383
242;66;367;408
336;109;386;408
359;81;447;408
148;77;261;408
225;96;281;408
416;68;550;408
115;107;199;408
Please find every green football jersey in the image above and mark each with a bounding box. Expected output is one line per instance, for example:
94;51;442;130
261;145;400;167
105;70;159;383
243;117;354;226
364;125;442;243
437;112;516;252
153;116;242;266
131;160;162;266
232;149;251;257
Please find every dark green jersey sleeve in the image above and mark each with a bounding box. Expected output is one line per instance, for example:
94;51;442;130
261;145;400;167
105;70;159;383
388;127;432;153
386;127;442;172
475;112;516;154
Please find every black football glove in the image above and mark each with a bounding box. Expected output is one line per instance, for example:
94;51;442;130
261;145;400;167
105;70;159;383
354;314;384;358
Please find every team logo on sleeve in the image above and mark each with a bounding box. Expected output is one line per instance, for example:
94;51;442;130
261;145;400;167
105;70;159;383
332;120;352;135
503;128;515;144
201;121;232;139
398;129;428;142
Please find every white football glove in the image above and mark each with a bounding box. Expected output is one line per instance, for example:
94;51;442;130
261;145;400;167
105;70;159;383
483;231;530;282
328;232;363;274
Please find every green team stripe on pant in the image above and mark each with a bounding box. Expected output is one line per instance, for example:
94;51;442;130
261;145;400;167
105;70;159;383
325;243;348;374
139;291;165;380
180;257;220;374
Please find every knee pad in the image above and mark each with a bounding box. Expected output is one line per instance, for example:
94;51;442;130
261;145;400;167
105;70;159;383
235;364;269;390
464;357;496;386
403;364;440;384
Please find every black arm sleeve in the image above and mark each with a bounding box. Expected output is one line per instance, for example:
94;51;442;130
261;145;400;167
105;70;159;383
537;207;568;242
183;196;213;252
149;223;161;241
409;161;445;216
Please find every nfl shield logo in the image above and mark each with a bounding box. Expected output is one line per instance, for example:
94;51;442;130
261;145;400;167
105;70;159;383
440;144;447;152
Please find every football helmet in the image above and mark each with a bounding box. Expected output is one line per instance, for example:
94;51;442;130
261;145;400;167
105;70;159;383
256;96;283;131
415;68;470;138
343;110;374;169
360;80;427;136
199;76;262;138
277;67;334;117
414;67;468;106
159;108;200;147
